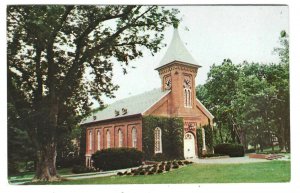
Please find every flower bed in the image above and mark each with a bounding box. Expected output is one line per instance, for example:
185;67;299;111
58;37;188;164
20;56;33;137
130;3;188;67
117;160;193;176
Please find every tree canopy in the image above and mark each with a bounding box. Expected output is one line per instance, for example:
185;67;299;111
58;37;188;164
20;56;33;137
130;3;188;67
7;5;179;181
197;31;289;152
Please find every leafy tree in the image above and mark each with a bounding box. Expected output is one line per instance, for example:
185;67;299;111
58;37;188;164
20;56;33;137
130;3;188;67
197;59;241;143
7;5;179;181
196;31;289;152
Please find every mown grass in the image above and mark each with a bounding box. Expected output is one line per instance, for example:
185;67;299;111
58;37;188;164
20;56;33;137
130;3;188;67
29;161;290;184
9;167;73;180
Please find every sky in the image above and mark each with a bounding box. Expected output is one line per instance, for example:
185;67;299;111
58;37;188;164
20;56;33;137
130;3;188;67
99;5;289;107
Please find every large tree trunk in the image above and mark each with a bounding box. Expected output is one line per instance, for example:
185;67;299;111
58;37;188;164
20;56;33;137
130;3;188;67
33;143;60;182
32;100;60;181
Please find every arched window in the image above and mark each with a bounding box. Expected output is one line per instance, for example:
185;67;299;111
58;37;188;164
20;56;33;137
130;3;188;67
89;131;92;151
188;89;191;107
184;88;192;108
132;127;137;148
118;129;123;148
154;127;162;153
97;130;101;150
184;89;188;107
106;130;110;148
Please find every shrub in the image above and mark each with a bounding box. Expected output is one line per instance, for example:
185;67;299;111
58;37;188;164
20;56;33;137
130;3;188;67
72;165;94;174
139;171;145;175
91;148;144;171
150;167;157;173
146;166;152;170
159;165;164;170
133;170;140;175
157;169;163;173
153;153;166;161
201;153;226;158
245;149;256;153
57;155;82;168
214;143;245;157
178;161;183;165
183;160;189;165
172;164;179;169
165;165;171;171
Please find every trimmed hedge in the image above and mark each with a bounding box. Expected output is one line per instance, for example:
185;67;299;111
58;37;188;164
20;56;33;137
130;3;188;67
142;116;184;160
214;143;245;157
91;148;144;171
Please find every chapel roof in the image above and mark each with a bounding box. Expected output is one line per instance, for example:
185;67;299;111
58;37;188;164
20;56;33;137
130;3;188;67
155;28;200;70
82;88;170;124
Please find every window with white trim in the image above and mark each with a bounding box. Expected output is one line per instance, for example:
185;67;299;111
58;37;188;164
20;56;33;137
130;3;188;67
132;127;137;148
89;130;92;151
118;129;123;147
97;130;101;150
154;127;162;153
106;130;110;148
183;77;192;108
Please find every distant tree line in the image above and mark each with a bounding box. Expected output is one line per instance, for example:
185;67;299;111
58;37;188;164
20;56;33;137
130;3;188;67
196;31;289;152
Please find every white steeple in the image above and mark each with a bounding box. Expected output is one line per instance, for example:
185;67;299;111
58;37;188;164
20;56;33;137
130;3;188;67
155;27;200;70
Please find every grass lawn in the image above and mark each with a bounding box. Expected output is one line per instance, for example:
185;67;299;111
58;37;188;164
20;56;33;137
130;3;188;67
9;168;73;180
31;161;290;184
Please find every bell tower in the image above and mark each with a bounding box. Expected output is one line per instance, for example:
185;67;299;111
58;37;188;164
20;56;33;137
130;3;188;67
156;27;201;116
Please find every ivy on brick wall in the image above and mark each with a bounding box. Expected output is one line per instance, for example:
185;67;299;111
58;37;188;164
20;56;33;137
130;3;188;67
196;124;214;156
196;128;203;156
142;116;184;160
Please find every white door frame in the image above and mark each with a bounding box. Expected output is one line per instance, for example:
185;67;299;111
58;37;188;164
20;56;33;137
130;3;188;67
184;132;196;159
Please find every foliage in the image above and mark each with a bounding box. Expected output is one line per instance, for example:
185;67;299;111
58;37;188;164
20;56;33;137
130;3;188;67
7;103;36;175
56;155;82;168
142;116;184;160
196;124;214;156
91;148;144;171
201;153;226;158
7;5;179;180
72;165;95;174
203;124;214;149
196;32;289;152
214;143;244;157
153;153;166;162
196;128;203;156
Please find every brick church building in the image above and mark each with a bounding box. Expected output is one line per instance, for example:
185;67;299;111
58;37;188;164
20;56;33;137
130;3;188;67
82;28;214;167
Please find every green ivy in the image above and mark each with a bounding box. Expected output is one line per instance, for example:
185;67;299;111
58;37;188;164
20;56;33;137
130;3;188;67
142;116;184;160
196;124;214;156
204;124;214;149
196;128;203;156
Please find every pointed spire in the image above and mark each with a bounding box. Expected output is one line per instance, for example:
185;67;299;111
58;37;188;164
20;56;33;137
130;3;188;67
155;27;200;70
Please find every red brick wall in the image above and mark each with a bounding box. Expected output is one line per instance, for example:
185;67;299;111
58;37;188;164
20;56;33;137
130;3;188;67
85;116;142;156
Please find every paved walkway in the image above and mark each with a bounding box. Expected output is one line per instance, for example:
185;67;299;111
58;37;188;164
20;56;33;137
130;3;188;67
189;154;289;164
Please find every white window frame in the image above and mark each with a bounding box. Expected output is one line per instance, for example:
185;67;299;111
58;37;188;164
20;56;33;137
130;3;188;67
97;130;101;150
118;129;123;148
184;88;192;108
132;127;137;148
154;127;162;153
106;130;110;148
89;130;92;151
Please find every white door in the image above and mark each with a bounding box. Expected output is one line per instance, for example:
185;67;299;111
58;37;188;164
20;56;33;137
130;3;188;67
184;132;196;158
